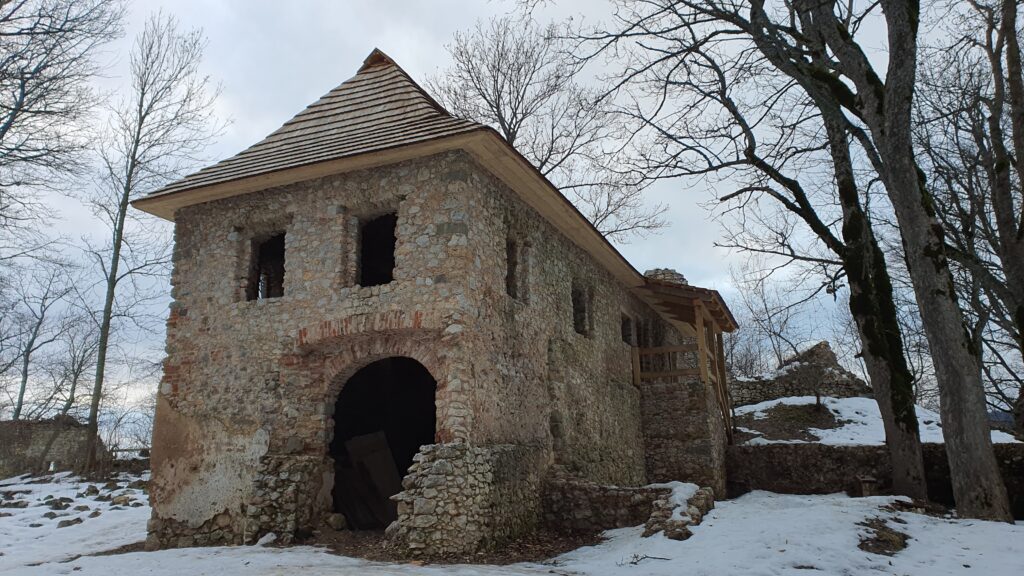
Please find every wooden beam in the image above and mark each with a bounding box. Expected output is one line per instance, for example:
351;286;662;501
638;344;698;355
639;368;701;379
631;346;641;388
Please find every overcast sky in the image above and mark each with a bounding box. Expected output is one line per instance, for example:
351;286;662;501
82;0;740;293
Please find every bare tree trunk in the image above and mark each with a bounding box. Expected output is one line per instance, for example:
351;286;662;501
11;324;38;420
82;13;219;471
826;118;927;499
84;164;130;472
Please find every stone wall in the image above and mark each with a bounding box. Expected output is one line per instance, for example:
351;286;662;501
542;470;669;533
149;149;718;551
640;353;727;496
726;443;1024;519
0;417;108;478
729;342;872;407
542;470;716;541
391;442;545;556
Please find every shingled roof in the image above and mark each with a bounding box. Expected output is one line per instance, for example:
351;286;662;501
132;48;736;333
141;50;483;200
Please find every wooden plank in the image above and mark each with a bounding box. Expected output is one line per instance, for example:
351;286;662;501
638;344;698;355
715;330;734;443
638;368;701;379
695;302;709;386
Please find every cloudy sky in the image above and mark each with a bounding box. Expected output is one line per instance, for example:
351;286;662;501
88;0;740;293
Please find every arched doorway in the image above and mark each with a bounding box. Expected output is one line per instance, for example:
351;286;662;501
330;356;436;529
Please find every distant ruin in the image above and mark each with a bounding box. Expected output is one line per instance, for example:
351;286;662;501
729;341;872;407
0;416;109;477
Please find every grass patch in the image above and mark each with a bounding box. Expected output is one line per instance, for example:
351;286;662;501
734;403;845;443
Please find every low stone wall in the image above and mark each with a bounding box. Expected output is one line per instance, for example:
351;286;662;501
0;417;109;478
390;442;545;557
726;443;1024;519
542;471;667;533
542;471;716;540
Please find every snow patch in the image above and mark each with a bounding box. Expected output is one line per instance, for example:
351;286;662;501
646;481;699;522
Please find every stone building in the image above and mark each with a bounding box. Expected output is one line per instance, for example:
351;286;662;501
133;49;736;554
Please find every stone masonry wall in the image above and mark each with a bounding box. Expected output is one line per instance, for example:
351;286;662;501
0;417;109;478
391;442;545;556
727;443;1024;519
542;469;669;532
464;163;674;486
151;152;486;548
149;149;709;550
640;345;728;496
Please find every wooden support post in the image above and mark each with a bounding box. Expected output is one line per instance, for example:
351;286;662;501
695;302;709;386
714;328;734;443
631;346;641;388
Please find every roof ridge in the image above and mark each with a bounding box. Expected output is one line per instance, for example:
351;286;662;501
356;47;452;118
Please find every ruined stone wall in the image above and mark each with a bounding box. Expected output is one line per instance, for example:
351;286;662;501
542;470;670;533
391;443;545;556
0;418;109;478
729;342;872;407
727;443;1024;519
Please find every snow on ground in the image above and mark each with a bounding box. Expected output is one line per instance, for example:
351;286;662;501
736;396;1021;445
2;473;1022;576
0;472;150;568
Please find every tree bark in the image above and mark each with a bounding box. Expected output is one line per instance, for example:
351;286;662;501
826;118;928;499
84;175;131;472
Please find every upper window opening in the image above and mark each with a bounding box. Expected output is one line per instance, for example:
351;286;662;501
636;318;649;347
621;314;634;345
506;238;519;299
247;232;286;301
571;281;592;337
359;212;397;287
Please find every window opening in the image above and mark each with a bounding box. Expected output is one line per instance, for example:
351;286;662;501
359;213;397;287
506;238;519;299
247;232;286;301
571;282;592;337
621;314;634;345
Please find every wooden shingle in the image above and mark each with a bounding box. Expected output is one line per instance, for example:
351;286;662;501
142;49;482;199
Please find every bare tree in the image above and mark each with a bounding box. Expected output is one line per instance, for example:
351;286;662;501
82;12;220;469
0;0;123;240
581;0;1011;520
577;1;929;501
730;261;808;367
10;264;71;419
430;14;666;241
916;0;1024;432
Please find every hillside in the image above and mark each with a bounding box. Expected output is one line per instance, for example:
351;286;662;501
734;396;1021;446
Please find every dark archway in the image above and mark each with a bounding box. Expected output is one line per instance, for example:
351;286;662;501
330;356;436;529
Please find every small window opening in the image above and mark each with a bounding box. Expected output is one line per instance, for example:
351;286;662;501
636;318;649;347
506;238;519;299
571;282;592;337
247;232;286;301
359;212;397;287
621;314;634;345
